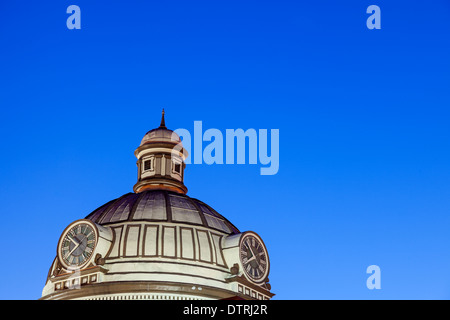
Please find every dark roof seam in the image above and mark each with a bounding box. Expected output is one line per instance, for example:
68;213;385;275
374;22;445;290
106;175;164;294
128;191;147;221
186;197;209;228
200;201;240;234
85;198;116;223
163;190;172;222
96;193;133;224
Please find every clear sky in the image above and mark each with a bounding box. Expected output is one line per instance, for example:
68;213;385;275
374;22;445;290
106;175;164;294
0;0;449;300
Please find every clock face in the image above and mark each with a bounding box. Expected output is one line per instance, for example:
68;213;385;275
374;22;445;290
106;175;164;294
58;221;97;269
239;233;269;283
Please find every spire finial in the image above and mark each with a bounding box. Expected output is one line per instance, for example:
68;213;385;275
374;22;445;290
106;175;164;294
159;108;166;129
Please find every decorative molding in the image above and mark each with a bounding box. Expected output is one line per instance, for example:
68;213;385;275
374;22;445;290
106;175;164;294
225;275;275;299
41;281;242;301
50;265;108;283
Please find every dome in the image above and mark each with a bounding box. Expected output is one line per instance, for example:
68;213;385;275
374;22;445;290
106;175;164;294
41;110;274;301
139;127;182;147
85;190;239;235
41;190;275;300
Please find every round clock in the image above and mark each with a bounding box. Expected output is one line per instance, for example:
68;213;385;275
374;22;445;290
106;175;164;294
57;220;98;270
239;232;270;284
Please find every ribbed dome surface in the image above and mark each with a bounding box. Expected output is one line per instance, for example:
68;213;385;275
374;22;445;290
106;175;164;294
85;190;239;235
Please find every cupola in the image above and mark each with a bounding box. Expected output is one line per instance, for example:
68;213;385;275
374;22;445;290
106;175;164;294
133;109;188;194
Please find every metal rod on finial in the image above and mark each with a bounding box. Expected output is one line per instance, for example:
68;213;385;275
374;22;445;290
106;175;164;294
159;108;166;128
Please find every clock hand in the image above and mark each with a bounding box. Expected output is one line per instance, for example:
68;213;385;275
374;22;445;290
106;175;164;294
68;242;80;257
67;235;86;257
248;246;258;260
68;235;80;246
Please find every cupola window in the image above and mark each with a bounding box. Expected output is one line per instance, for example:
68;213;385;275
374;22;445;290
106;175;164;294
142;158;154;172
173;162;181;174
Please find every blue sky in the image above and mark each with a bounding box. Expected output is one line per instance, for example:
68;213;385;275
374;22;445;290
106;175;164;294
0;0;449;299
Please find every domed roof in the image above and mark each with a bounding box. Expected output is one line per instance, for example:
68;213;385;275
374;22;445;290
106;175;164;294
85;190;240;235
139;127;181;146
41;110;274;301
138;109;182;147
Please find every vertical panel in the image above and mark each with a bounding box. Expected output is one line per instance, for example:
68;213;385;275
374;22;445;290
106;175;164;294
161;155;166;176
107;226;123;258
180;228;195;260
133;191;167;221
162;226;176;258
155;157;161;175
143;225;159;257
211;233;226;266
124;225;140;257
197;230;212;263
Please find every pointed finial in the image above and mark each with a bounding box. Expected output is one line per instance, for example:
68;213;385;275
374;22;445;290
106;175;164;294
159;108;166;129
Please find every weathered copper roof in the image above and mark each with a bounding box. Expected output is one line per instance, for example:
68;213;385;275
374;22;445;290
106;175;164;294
85;190;240;235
